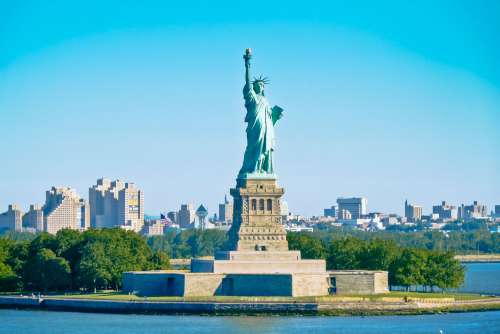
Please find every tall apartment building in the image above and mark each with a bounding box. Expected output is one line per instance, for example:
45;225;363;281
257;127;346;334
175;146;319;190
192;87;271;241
458;201;488;221
178;204;195;229
0;204;23;232
404;200;423;222
432;201;457;220
22;204;44;232
496;205;500;218
43;187;89;234
89;178;144;232
218;195;233;224
337;197;367;219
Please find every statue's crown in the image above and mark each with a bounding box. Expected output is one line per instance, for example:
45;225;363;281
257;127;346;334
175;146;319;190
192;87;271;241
252;75;269;85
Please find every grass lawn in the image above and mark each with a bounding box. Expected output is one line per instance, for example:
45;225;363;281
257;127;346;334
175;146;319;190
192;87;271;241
45;291;492;303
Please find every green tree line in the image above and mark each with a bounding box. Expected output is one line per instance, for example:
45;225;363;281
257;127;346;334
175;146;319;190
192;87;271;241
309;226;500;254
0;228;169;292
287;233;465;291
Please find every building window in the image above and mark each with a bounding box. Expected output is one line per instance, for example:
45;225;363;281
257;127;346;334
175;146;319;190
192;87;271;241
267;199;272;211
251;199;257;211
259;199;265;211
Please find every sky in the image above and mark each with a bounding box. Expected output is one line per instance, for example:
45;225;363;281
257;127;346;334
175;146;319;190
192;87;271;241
0;0;499;217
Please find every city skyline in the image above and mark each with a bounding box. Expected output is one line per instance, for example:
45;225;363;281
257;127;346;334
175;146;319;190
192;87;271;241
1;179;495;220
1;1;499;217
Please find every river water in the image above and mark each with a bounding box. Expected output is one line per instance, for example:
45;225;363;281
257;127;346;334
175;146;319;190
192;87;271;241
1;309;499;334
1;263;499;333
458;262;500;295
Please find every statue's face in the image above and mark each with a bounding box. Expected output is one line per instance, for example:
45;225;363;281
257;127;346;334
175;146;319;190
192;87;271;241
253;81;265;94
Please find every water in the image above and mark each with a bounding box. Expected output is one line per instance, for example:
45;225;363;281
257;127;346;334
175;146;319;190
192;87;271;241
459;263;500;295
0;309;499;334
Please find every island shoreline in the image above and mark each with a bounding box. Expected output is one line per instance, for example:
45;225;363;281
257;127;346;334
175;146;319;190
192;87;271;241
1;296;499;316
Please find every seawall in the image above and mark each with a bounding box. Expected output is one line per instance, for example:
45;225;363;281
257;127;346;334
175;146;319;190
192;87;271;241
0;296;317;315
455;255;500;263
2;296;500;315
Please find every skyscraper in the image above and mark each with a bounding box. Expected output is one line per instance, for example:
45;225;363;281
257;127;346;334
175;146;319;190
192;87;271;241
0;204;23;232
43;187;89;234
404;200;423;222
178;204;195;229
218;195;233;224
337;197;367;219
89;178;144;232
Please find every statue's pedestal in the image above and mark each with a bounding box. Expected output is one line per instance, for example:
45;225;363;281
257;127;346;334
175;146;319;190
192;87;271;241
228;176;288;251
216;250;301;261
191;250;326;274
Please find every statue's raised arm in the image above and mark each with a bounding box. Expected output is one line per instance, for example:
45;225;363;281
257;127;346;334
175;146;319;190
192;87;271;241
244;48;252;88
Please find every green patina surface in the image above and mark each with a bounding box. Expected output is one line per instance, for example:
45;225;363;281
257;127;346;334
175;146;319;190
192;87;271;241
238;49;283;179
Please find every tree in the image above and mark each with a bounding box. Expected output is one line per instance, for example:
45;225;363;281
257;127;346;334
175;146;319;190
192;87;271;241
77;242;112;291
287;233;326;259
0;262;17;291
150;251;170;270
55;229;84;288
326;236;365;270
23;248;71;291
28;233;58;257
76;228;153;290
389;248;427;291
358;238;398;271
147;231;176;256
435;252;465;290
172;231;193;258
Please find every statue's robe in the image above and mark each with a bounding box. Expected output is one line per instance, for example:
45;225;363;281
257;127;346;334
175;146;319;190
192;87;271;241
239;84;281;177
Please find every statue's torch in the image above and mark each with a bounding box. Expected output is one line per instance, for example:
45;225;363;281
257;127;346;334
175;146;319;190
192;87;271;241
244;48;252;66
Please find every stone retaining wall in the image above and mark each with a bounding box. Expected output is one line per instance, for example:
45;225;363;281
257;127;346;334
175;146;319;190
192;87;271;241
0;296;498;315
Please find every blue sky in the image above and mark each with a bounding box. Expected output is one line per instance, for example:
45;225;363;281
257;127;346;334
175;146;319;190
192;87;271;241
0;0;499;217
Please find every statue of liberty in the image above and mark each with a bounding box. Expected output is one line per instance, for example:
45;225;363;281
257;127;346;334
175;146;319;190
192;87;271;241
238;48;284;178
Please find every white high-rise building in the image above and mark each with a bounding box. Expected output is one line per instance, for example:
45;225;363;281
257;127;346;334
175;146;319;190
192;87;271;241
337;197;367;219
0;204;23;232
43;187;89;234
89;178;144;232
